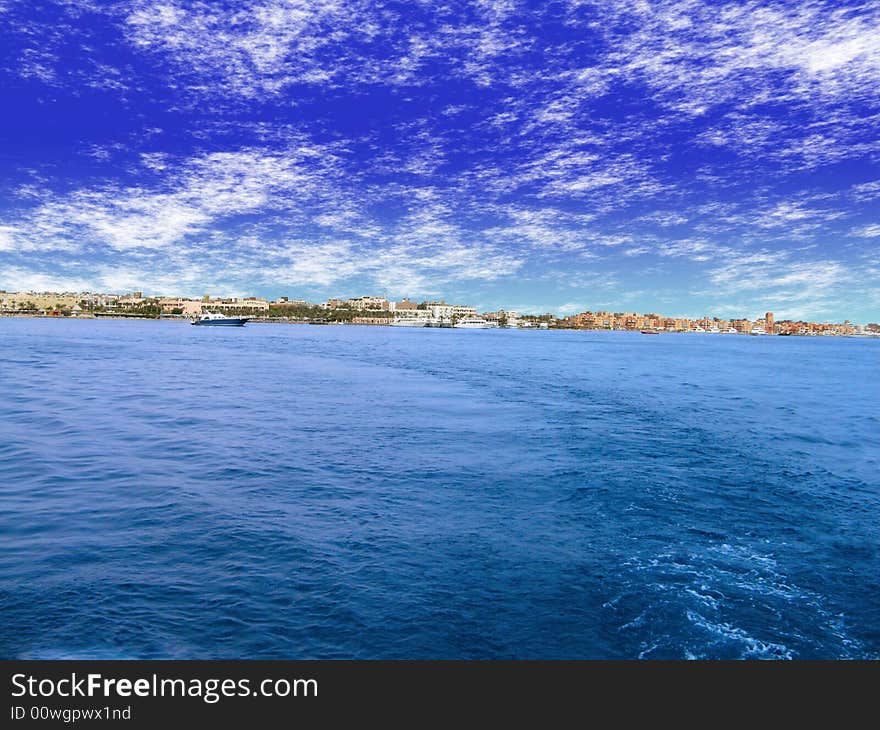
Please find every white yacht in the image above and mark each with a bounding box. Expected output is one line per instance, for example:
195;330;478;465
454;317;494;329
750;327;766;336
191;312;249;327
708;326;721;334
692;326;706;333
725;327;738;334
391;317;427;327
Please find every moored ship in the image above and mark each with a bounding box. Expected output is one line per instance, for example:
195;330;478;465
391;317;428;327
425;318;454;328
191;312;249;326
454;317;495;329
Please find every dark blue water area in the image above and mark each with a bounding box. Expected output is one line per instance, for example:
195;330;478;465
0;318;878;659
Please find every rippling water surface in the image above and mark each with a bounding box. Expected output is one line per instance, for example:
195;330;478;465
1;318;878;659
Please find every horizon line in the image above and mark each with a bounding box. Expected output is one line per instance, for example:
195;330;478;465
0;287;872;325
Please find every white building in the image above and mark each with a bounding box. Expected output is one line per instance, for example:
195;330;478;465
426;303;455;320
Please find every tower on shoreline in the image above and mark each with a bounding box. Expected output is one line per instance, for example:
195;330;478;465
765;311;774;334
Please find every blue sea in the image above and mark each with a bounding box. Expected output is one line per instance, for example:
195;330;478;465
1;318;878;659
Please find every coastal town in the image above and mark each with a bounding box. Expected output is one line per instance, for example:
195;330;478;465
0;289;877;337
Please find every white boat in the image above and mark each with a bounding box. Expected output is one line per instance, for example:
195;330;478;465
692;326;706;333
750;327;766;336
725;327;738;334
191;312;249;326
391;317;427;327
425;317;453;328
454;317;493;329
708;326;721;334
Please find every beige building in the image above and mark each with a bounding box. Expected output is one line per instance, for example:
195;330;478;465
118;293;148;306
392;299;419;311
159;298;203;315
1;291;81;311
211;297;270;312
483;310;520;326
348;296;389;311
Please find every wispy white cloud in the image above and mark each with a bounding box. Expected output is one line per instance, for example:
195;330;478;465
580;0;880;109
850;224;880;238
700;252;862;320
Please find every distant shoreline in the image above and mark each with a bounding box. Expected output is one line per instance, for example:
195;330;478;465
2;313;878;339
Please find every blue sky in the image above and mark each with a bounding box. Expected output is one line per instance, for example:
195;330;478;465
0;0;878;321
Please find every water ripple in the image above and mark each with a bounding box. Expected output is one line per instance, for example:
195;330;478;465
1;318;878;658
